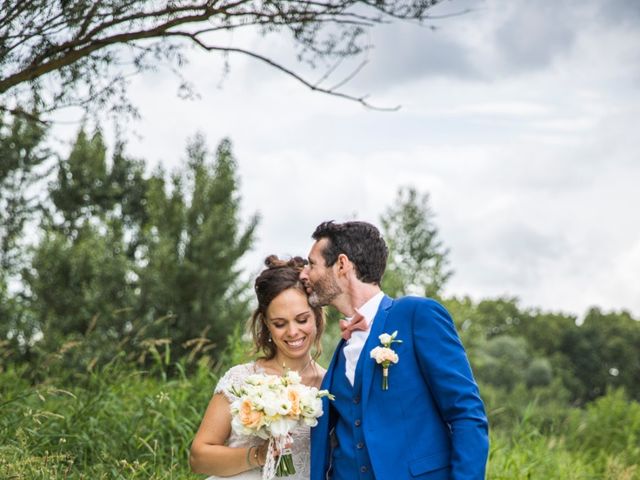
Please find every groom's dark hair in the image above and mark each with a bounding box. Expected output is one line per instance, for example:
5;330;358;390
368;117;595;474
312;220;388;285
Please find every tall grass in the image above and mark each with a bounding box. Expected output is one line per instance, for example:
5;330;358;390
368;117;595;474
0;356;217;479
487;392;640;479
1;344;639;478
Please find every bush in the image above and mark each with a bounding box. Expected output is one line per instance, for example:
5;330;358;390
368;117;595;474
565;389;640;463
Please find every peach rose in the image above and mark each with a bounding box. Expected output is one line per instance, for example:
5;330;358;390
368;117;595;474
370;346;399;364
288;388;301;417
239;398;263;429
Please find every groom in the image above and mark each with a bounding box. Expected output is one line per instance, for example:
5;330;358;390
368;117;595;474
301;221;489;480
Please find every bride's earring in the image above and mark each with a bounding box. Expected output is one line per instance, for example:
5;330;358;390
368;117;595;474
268;335;272;343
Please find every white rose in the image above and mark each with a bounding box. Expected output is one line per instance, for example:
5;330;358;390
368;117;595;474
285;370;302;384
301;395;323;418
260;391;291;417
269;417;298;437
378;333;393;345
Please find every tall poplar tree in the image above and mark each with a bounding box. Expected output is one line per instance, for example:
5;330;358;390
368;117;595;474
380;186;453;298
136;135;258;357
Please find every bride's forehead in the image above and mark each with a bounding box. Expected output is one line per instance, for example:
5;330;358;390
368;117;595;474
268;289;309;313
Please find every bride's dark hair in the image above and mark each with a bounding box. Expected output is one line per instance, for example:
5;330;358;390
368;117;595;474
250;255;324;360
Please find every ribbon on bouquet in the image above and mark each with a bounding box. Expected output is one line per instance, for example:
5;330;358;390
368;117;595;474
262;434;293;480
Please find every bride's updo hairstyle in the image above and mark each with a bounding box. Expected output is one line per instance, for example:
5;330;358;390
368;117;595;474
250;255;324;360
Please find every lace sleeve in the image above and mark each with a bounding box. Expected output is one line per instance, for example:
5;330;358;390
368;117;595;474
213;362;256;403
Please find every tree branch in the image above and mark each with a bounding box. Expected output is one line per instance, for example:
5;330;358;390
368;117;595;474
0;0;448;115
170;32;400;111
0;9;222;93
0;105;49;125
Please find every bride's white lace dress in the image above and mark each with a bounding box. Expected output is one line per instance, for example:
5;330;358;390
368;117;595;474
205;362;311;480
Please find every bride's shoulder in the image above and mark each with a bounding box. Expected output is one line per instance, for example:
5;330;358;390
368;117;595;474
224;361;258;375
218;361;259;382
214;361;258;397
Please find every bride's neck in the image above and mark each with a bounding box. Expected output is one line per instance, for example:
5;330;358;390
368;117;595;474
270;354;313;374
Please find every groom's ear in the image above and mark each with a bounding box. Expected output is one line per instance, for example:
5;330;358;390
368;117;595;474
336;253;353;276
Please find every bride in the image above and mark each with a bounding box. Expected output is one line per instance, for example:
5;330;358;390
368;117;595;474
190;256;326;479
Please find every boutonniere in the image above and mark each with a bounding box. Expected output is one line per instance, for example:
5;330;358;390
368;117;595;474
370;331;402;390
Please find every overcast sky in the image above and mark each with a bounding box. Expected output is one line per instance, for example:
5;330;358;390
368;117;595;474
53;0;640;319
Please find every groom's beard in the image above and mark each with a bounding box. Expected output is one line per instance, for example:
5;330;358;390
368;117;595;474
308;273;342;308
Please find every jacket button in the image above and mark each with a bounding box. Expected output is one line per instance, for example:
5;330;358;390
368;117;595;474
360;466;368;473
357;442;364;449
354;419;361;427
353;396;360;404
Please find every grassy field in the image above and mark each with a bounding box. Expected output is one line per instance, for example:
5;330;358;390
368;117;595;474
1;357;638;479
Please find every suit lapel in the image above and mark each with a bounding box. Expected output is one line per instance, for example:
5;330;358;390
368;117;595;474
361;295;394;414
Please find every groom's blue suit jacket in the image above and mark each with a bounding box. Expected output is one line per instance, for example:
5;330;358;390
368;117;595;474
311;296;489;480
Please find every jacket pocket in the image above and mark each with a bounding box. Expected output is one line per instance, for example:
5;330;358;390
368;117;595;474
408;450;451;476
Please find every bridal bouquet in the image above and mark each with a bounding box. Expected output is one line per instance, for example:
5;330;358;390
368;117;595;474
229;370;333;478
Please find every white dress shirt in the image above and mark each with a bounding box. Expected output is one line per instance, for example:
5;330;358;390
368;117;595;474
343;291;385;386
